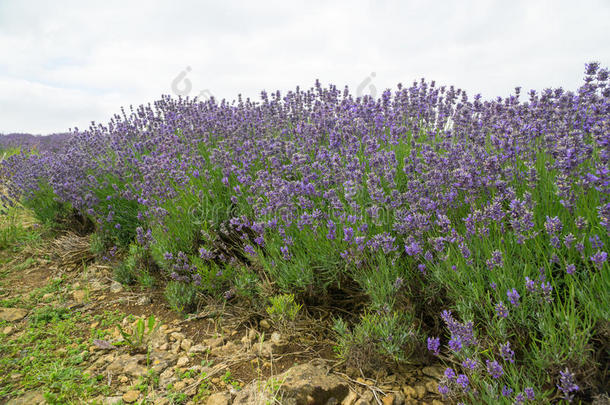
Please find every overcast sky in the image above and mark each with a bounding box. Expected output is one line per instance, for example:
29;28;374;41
1;0;609;134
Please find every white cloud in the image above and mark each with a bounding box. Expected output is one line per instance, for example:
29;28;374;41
0;0;609;133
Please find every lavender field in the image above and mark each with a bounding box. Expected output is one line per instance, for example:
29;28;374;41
1;63;608;404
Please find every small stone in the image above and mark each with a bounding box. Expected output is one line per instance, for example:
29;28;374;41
173;380;186;390
42;292;54;301
176;356;189;367
413;385;426;399
432;400;444;405
0;307;28;322
119;375;129;383
259;319;271;329
110;281;123;293
6;390;44;404
188;344;207;354
136;296;151;306
205;336;224;348
122;390;140;403
91;321;100;329
2;325;15;335
422;366;443;379
206;392;231;405
382;394;395;405
425;381;437;394
180;338;193;352
171;332;186;341
102;396;124;405
154;398;170;405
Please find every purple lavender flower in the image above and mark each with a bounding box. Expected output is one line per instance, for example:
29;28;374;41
544;216;563;235
502;385;513;397
486;360;504;379
557;368;579;402
507;288;520;307
566;263;576;275
500;341;515;363
525;277;536;293
462;357;478;370
540;281;554;303
514;393;525;405
563;233;576;249
590;251;607;269
427;337;440;355
495;301;509;318
444;368;456;380
456;374;469;391
438;384;450;396
448;336;463;352
524;387;535;400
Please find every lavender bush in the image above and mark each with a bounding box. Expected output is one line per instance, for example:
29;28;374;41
2;63;609;403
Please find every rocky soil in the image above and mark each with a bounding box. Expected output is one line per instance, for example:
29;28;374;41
0;244;448;405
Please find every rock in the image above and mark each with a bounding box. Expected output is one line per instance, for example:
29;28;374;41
102;396;123;405
6;390;45;405
149;350;177;373
173;380;186;391
355;391;373;405
402;386;416;398
159;368;177;388
382;394;395;405
235;363;348;405
211;341;238;357
171;332;186;341
176;356;190;367
253;339;287;357
425;380;437;394
107;354;147;377
0;307;28;322
188;344;207;354
124;361;147;378
342;390;358;405
2;325;15;335
259;319;271;329
205;336;224;348
136;295;151;306
110;281;123;293
422;366;443;379
206;392;231;405
431;400;444;405
154;398;170;405
413;385;426;399
122;390;140;403
393;392;406;405
181;338;193;352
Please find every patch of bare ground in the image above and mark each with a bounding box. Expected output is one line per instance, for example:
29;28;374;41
0;232;448;405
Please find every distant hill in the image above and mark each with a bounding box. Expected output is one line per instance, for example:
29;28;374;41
0;132;72;152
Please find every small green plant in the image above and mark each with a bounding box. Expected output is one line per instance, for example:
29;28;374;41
333;311;420;371
266;294;302;331
165;281;198;313
114;243;157;287
261;376;285;405
117;315;160;353
31;306;72;325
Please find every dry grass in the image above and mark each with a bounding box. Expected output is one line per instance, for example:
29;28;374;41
42;232;94;271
